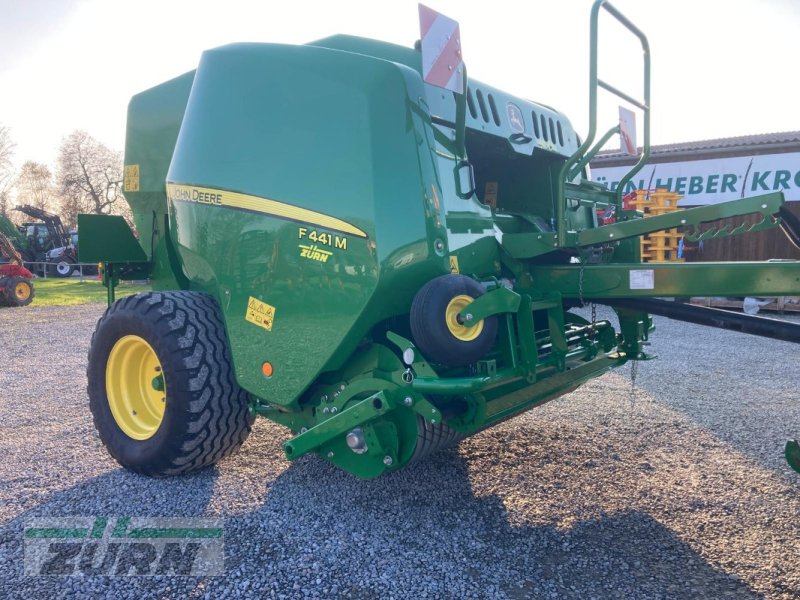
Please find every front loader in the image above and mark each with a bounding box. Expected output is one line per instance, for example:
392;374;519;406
80;1;800;478
15;204;76;276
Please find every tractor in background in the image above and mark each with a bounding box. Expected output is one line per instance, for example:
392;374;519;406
15;204;77;277
0;230;34;307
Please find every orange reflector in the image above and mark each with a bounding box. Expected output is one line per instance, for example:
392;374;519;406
261;362;274;378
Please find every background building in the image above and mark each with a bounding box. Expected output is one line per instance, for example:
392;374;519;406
591;132;800;262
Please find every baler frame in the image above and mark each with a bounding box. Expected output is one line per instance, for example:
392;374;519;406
78;0;800;479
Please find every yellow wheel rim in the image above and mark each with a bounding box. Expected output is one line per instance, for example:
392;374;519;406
445;295;484;342
15;281;31;302
106;335;166;440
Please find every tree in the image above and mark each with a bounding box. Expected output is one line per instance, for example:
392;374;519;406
0;188;12;222
58;191;84;230
0;125;13;177
57;130;126;226
0;125;15;219
16;160;55;213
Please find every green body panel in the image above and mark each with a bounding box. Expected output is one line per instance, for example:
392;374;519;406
531;261;800;298
80;1;800;478
122;71;195;291
77;214;147;264
165;42;448;405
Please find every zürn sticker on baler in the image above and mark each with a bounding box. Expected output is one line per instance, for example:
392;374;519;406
245;297;276;332
298;244;333;263
166;183;367;238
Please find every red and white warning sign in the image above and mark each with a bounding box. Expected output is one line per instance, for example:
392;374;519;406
619;106;638;156
419;4;464;93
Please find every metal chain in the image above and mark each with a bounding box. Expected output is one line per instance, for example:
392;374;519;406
629;357;638;405
580;248;634;401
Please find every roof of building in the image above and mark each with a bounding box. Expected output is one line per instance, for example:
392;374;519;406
591;130;800;167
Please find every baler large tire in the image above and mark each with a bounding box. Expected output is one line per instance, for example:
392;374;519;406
410;274;498;367
87;291;254;476
3;276;34;307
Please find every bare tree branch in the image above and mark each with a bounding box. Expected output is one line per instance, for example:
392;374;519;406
16;161;56;213
0;125;14;175
57;130;126;227
0;125;16;219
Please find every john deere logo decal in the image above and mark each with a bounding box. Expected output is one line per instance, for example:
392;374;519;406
166;183;367;239
506;103;525;133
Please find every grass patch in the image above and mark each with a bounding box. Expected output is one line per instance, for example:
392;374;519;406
31;278;151;307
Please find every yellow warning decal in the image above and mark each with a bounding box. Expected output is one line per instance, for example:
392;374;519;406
123;165;140;192
166;183;367;238
245;297;276;332
449;256;460;274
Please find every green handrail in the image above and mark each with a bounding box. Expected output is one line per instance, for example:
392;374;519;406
556;0;651;246
567;124;620;182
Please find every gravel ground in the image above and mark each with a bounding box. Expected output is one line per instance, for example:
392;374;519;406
0;302;798;599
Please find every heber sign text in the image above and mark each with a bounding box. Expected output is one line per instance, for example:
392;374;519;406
592;152;800;205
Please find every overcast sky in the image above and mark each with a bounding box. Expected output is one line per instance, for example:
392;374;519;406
1;0;798;172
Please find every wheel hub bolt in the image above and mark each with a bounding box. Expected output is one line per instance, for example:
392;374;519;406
346;428;368;454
